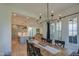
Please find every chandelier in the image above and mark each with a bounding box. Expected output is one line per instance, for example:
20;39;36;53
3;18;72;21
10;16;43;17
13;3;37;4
37;3;62;24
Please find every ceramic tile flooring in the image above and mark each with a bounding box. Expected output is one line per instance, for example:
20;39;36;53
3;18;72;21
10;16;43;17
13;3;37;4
12;38;27;56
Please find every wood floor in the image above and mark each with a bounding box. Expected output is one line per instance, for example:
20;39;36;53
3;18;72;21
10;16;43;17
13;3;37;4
12;38;27;56
11;38;66;56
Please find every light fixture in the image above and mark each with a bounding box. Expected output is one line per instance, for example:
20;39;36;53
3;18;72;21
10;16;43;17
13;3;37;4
40;13;42;16
59;14;62;19
51;10;54;17
39;13;42;19
59;14;62;17
12;12;17;16
38;3;62;23
51;23;54;25
28;27;32;32
26;17;29;19
38;3;54;23
13;13;16;16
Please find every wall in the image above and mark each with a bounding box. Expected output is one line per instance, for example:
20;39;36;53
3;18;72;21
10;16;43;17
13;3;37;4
0;5;3;55
0;4;43;55
0;5;11;55
55;5;79;52
42;4;79;52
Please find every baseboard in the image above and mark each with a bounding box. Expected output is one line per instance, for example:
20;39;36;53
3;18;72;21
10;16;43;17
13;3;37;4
4;52;11;56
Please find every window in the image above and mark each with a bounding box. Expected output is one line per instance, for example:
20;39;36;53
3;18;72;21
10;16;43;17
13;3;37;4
28;27;36;37
50;23;55;40
50;20;62;41
36;29;40;34
69;17;77;44
56;21;62;40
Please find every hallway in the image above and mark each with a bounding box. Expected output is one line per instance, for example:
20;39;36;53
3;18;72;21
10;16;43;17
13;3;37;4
12;38;27;56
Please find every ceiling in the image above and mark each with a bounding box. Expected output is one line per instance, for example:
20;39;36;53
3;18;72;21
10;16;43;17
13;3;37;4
3;3;79;20
12;12;43;27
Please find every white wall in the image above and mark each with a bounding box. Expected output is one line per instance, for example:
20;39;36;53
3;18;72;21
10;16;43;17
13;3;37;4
42;4;79;52
0;6;3;55
55;5;79;52
0;5;11;55
0;4;43;55
62;15;79;52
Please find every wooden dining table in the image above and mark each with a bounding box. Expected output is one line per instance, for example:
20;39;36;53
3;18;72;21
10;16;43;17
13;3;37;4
30;39;67;56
